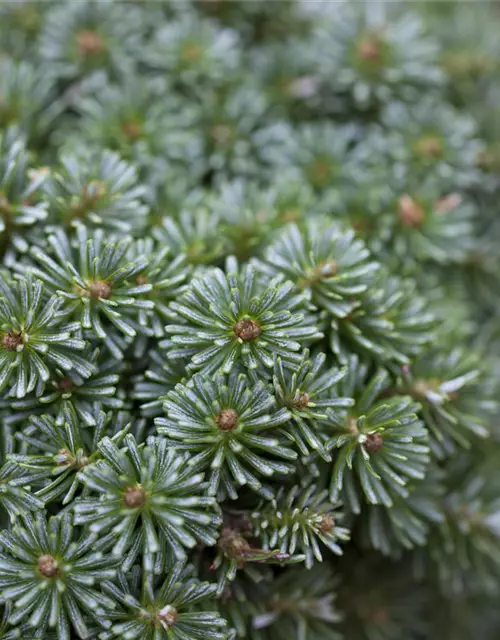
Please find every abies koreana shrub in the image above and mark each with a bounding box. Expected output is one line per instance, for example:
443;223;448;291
1;1;500;638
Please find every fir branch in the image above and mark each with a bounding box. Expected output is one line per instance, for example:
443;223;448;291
0;1;48;60
0;273;90;399
41;147;148;233
313;6;444;109
329;271;436;366
426;465;500;595
211;520;300;597
127;239;192;338
73;73;201;173
75;435;221;571
360;467;445;556
152;208;227;266
251;565;342;640
0;511;118;640
0;59;57;139
0;461;44;521
100;561;230;640
381;97;483;187
133;350;191;418
39;0;146;82
166;257;322;374
0;2;497;638
337;552;430;640
259;220;379;319
248;482;350;568
265;123;356;192
328;355;430;513
395;346;497;457
9;404;128;504
25;225;154;348
156;370;297;499
273;350;354;460
0;128;48;260
1;346;124;427
144;13;241;92
196;84;285;182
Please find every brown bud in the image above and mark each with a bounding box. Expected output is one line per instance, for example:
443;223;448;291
310;158;332;184
364;433;384;453
76;30;105;57
156;605;178;628
477;148;500;172
123;485;147;508
56;377;74;392
211;124;233;145
216;408;239;432
318;514;335;533
294;392;310;409
181;42;203;63
219;527;251;558
38;554;60;578
122;121;143;141
2;331;23;351
415;136;443;158
398;195;425;229
279;208;300;223
88;281;112;300
357;37;381;62
234;318;261;341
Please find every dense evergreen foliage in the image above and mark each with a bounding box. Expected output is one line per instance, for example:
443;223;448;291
0;1;500;638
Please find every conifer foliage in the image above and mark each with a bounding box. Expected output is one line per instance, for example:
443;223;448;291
0;1;500;638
